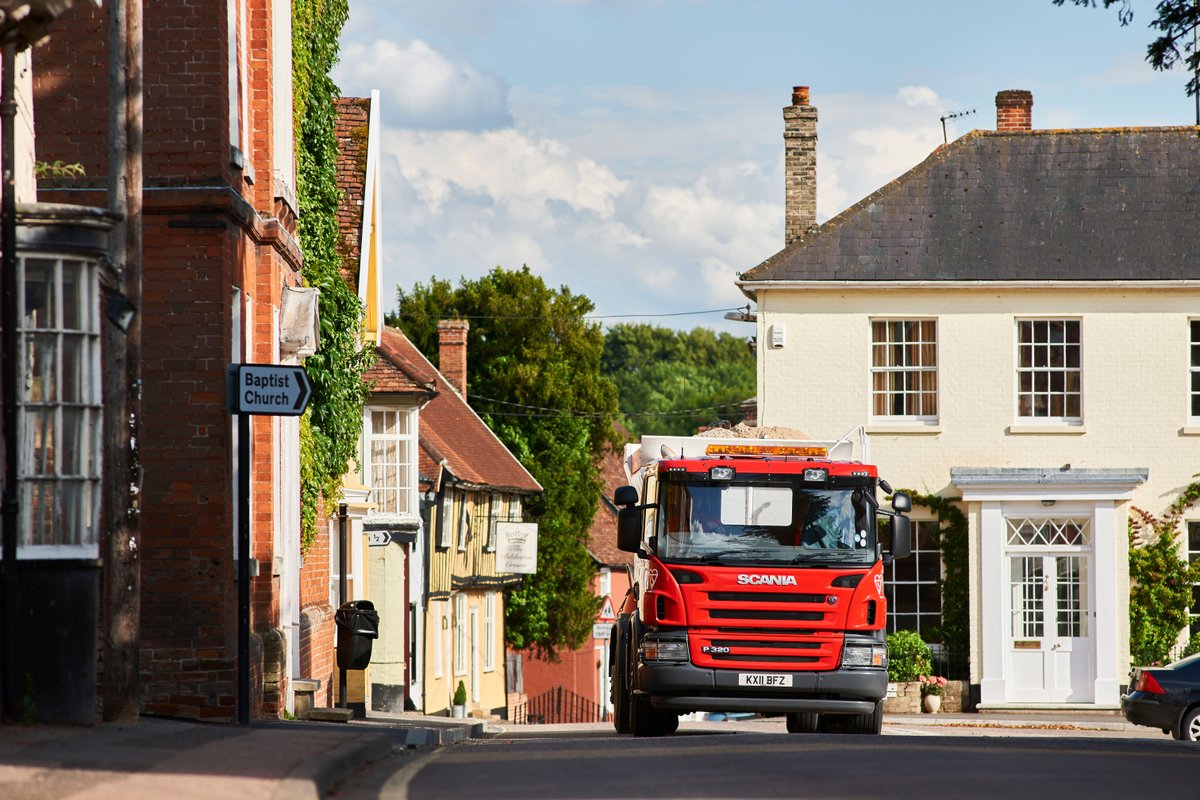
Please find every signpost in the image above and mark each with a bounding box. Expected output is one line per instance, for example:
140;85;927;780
228;363;313;725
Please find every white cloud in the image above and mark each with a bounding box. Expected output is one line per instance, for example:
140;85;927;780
334;39;511;130
384;128;625;216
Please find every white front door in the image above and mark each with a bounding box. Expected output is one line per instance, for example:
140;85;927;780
1006;518;1094;703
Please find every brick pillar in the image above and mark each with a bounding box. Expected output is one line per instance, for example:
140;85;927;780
783;85;818;247
437;320;470;399
996;90;1033;132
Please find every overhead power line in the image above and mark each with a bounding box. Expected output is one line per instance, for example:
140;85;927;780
471;394;749;419
393;305;749;322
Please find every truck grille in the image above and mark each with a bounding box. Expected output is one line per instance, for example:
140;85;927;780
680;577;848;671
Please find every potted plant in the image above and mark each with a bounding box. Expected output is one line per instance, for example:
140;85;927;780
919;674;947;713
452;680;468;718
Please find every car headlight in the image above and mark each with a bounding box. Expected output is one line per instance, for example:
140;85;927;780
639;636;689;663
842;642;888;669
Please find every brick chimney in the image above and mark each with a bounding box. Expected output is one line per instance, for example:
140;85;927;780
996;90;1033;132
437;319;470;398
783;85;818;246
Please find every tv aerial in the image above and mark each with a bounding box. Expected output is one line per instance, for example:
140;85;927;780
939;108;976;144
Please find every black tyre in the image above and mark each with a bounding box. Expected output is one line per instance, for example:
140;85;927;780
611;622;631;734
817;713;847;734
843;700;883;735
1174;706;1200;742
786;712;818;733
629;692;677;737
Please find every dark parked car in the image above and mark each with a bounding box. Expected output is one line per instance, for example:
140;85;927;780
1121;653;1200;742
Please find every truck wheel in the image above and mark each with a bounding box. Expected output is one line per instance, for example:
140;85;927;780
630;693;677;737
611;623;631;734
844;700;883;735
786;712;818;733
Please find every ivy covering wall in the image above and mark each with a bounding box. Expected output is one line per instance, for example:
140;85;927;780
906;493;968;653
292;0;373;550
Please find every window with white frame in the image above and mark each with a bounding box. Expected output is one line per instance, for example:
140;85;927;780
885;520;942;635
454;594;467;676
870;319;937;419
1190;320;1200;419
484;592;496;672
457;493;470;551
19;256;103;557
1016;319;1081;420
365;406;417;516
1189;522;1200;638
482;494;499;552
437;492;452;549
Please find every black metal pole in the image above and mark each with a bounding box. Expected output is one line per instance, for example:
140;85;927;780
237;412;250;724
1;41;19;723
338;502;347;708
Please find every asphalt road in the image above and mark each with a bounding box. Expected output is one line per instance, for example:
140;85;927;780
330;719;1197;799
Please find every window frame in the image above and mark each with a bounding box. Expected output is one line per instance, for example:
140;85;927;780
1189;319;1200;421
1015;317;1083;424
1189;522;1200;639
885;519;943;637
363;405;418;518
17;255;103;559
869;318;939;422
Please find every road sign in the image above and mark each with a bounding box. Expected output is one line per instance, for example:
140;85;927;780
232;363;313;416
367;530;391;547
592;623;612;639
598;596;616;621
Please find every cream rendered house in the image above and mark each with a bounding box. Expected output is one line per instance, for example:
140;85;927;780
738;87;1200;709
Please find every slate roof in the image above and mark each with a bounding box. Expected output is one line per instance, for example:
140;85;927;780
740;127;1200;284
376;326;542;495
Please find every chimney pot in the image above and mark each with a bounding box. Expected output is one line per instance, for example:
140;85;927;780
437;319;470;399
995;89;1033;132
792;86;810;107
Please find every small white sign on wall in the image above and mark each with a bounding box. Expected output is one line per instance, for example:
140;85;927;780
495;522;539;574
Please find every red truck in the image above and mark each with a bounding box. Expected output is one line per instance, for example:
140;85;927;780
610;433;911;736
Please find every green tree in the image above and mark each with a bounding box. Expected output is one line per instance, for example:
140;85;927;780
394;267;620;656
602;323;755;437
1053;0;1200;97
293;0;374;550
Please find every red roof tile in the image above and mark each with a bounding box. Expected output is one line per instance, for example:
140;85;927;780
381;327;541;495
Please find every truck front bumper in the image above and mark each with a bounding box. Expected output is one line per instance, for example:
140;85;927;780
636;661;887;716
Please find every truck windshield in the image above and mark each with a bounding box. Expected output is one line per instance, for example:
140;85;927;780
656;477;875;566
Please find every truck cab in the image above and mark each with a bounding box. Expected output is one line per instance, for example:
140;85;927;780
610;435;911;736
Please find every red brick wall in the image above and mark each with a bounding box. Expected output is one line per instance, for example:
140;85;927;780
33;0;310;721
301;498;335;705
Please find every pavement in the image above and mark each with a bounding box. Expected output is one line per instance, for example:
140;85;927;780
0;708;1164;799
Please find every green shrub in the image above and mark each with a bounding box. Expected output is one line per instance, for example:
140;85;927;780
1182;634;1200;660
886;630;932;682
453;680;467;706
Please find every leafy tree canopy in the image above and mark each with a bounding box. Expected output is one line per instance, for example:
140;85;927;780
393;267;620;657
602;323;756;437
1054;0;1200;97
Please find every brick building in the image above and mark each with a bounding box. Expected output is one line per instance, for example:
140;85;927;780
33;0;324;720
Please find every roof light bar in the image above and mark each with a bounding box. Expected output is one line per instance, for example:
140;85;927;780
704;443;828;458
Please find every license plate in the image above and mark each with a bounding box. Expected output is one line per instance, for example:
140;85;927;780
738;673;792;687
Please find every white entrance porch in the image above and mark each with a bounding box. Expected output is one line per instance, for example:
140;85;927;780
952;467;1147;708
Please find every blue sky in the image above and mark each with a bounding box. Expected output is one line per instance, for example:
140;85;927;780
334;0;1193;332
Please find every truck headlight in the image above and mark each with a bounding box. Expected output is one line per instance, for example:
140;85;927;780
842;642;888;669
639;636;689;663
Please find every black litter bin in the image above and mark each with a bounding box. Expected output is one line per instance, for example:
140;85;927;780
335;600;380;669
